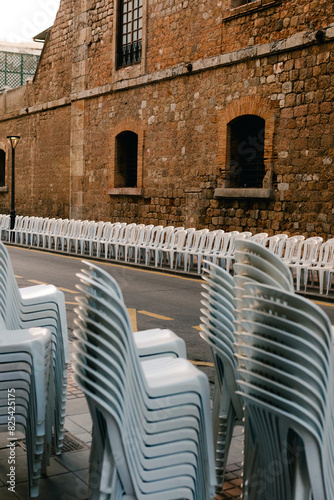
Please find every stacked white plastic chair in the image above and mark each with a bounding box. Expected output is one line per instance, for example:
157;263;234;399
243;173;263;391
200;260;244;490
232;239;334;500
0;324;52;498
0;241;69;457
234;280;334;500
78;260;187;360
73;261;216;499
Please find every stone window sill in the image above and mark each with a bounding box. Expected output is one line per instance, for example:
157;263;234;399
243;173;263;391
0;186;8;193
223;0;279;22
108;187;143;196
214;187;273;199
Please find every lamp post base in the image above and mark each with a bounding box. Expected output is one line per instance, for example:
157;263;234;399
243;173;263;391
10;211;16;241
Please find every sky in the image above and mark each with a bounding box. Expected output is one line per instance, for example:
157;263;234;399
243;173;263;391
0;0;60;43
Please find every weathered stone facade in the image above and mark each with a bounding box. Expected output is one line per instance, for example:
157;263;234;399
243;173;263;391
0;0;333;236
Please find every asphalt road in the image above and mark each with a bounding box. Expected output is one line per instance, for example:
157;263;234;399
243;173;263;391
6;244;216;385
6;244;334;391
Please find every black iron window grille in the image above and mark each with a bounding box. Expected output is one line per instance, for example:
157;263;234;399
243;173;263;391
0;150;5;187
118;0;143;68
227;115;266;189
115;131;138;187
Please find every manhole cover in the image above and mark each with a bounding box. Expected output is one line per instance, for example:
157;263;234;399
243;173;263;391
18;431;89;455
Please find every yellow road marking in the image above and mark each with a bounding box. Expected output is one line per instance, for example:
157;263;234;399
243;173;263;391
190;360;214;367
128;308;137;332
58;287;77;294
14;275;23;279
66;301;78;306
27;278;77;295
313;300;334;308
138;310;174;321
192;325;202;331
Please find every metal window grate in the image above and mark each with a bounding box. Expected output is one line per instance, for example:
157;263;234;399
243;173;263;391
115;131;138;187
118;0;143;67
0;51;39;91
228;115;266;189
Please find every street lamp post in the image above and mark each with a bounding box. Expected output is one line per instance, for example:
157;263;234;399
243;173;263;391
6;136;20;232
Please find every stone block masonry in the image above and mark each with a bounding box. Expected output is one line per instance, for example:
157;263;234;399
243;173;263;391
0;0;333;237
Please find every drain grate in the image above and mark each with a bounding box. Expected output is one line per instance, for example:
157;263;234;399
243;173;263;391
18;431;89;455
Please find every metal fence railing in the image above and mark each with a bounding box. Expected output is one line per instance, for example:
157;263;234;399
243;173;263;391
0;51;39;91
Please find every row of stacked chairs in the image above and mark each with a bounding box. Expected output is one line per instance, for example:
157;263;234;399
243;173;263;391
72;239;334;499
0;240;68;498
73;261;216;499
200;239;334;499
1;214;334;293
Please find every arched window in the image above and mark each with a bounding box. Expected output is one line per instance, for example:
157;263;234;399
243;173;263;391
227;115;265;189
0;150;5;187
115;131;138;187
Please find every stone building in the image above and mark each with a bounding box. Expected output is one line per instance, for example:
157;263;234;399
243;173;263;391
0;0;333;236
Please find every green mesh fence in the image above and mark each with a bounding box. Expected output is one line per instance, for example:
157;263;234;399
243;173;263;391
0;51;39;91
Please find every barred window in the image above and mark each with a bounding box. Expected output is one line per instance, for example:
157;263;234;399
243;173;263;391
0;150;5;187
231;0;257;7
117;0;143;68
227;115;265;189
115;131;138;187
0;52;39;91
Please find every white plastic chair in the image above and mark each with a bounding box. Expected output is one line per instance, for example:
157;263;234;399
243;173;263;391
197;230;225;274
234;280;334;500
249;232;268;244
184;229;210;272
7;214;23;243
288;237;323;291
160;229;187;269
306;238;334;294
0;214;10;241
124;225;154;263
0;241;69;457
281;235;305;265
199;260;244;489
104;223;127;260
78;261;187;359
40;218;58;249
134;225;163;265
73;263;217;499
0;326;52;498
88;221;109;257
154;227;184;268
144;225;167;266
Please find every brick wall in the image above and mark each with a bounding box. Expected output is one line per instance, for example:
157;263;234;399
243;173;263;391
0;0;333;237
